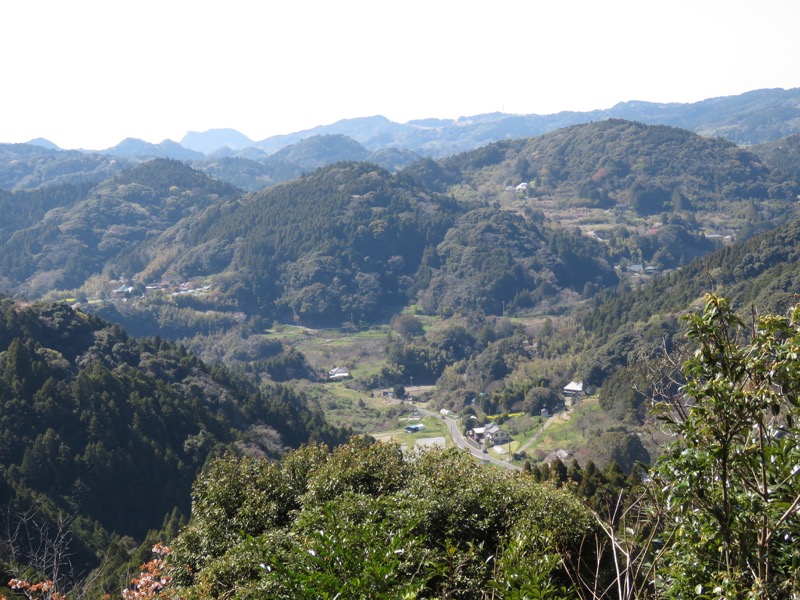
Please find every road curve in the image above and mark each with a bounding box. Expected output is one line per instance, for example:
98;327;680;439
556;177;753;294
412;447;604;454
412;404;521;471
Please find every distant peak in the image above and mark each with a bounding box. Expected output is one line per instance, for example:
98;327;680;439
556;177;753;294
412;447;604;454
180;128;254;154
26;137;60;150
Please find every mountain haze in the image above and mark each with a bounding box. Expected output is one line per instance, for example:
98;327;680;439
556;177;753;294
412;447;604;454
180;128;254;154
104;138;204;160
180;87;800;157
2;88;800;195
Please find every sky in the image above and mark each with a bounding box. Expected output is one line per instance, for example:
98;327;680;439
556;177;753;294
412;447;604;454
2;0;799;150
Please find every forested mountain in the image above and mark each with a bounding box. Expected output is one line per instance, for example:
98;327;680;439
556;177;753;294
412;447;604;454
0;143;131;190
439;119;799;208
418;208;617;316
0;299;345;590
0;159;239;297
190;135;421;191
265;134;421;173
194;155;304;192
573;212;800;416
26;138;60;151
600;87;800;145
103;138;204;161
250;115;409;155
0;181;96;237
2;120;798;333
112;158;622;329
267;134;371;170
139;162;463;327
3;89;799;194
751;133;800;181
586;214;800;340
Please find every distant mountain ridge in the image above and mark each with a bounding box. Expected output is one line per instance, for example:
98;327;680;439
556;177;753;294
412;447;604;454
181;128;255;154
199;87;800;156
3;88;800;192
104;137;204;160
127;87;800;159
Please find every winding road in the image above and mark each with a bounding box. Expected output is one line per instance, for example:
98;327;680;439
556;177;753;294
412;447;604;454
411;404;522;471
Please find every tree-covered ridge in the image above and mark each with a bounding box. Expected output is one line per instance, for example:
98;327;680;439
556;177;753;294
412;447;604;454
419;208;617;316
0;181;96;237
441;119;798;209
0;159;238;297
235;88;800;157
0;143;131;190
0;299;346;582
3;89;800;194
130;160;623;328
106;158;239;199
267;134;370;170
2;120;798;340
584;214;800;340
751;133;800;181
195;156;304;192
188;136;421;192
576;212;800;407
140;162;464;326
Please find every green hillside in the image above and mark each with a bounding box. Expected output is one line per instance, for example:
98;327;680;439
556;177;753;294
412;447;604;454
0;299;345;588
751;133;800;181
0;143;131;190
0;159;238;297
419;207;617;317
134;161;463;327
441;119;797;209
5;102;800;599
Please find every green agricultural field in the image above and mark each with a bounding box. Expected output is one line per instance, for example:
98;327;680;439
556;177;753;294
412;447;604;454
267;324;392;381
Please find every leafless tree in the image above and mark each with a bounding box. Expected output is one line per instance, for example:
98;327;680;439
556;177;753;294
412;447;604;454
1;504;76;597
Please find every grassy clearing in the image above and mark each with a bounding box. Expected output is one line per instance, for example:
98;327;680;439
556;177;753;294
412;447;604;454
372;415;450;449
270;325;392;380
487;439;519;460
519;397;618;461
298;381;414;432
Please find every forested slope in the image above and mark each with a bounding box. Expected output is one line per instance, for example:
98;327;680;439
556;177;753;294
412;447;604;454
0;159;239;297
139;162;464;326
578;214;800;407
0;299;346;585
440;119;799;209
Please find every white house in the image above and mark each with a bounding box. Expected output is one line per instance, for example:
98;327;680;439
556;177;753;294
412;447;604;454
563;381;585;397
469;422;511;446
328;366;351;380
487;427;511;446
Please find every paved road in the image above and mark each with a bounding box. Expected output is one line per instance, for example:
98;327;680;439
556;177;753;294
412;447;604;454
411;404;521;471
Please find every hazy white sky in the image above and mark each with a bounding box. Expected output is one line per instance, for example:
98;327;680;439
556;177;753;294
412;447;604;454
2;0;798;150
